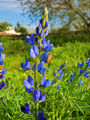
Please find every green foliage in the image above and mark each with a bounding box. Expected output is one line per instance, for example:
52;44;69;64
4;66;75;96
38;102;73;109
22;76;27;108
15;22;28;34
0;22;12;32
0;36;90;119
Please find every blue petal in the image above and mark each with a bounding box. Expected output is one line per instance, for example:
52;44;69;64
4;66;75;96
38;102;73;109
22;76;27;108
24;80;31;89
21;58;30;70
29;45;39;58
1;67;8;74
41;76;45;86
58;69;62;74
28;76;33;85
39;92;45;101
0;48;4;52
41;38;45;46
45;29;49;36
0;60;4;65
44;44;53;52
25;35;30;44
33;89;40;102
43;40;50;48
78;62;84;68
57;85;61;89
39;66;46;74
58;76;62;81
41;52;47;62
43;79;51;87
70;73;76;79
53;72;56;76
0;81;5;90
37;61;44;72
26;88;33;93
79;69;84;75
38;112;47;120
83;71;90;78
0;42;2;47
21;103;31;114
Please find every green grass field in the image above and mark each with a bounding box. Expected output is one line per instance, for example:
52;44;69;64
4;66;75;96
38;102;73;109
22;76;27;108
0;35;90;120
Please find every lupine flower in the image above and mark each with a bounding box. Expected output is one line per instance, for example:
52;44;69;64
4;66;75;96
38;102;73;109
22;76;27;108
24;76;33;93
21;58;31;70
57;71;64;81
86;58;90;68
83;71;90;78
1;97;3;101
41;52;48;62
78;62;84;68
0;43;4;65
0;81;5;90
21;103;31;114
41;52;52;63
32;63;36;73
29;45;39;58
41;38;45;46
53;72;56;77
36;24;44;38
78;80;84;86
43;40;53;52
37;62;46;74
60;63;66;69
0;74;5;80
69;73;76;83
0;53;5;59
79;69;84;75
58;75;62;81
70;73;76;79
1;67;8;74
57;84;61;89
25;33;35;45
58;68;62;74
0;43;4;52
0;59;4;65
38;112;47;120
40;76;52;87
33;89;45;102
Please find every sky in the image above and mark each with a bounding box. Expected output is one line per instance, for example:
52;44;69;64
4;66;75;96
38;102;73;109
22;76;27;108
0;0;37;32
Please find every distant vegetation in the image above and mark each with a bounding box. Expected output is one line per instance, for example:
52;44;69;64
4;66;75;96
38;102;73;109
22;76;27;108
14;22;28;34
0;22;12;32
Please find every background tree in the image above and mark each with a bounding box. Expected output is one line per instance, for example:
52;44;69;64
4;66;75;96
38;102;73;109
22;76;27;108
0;22;12;32
17;0;90;32
15;22;28;34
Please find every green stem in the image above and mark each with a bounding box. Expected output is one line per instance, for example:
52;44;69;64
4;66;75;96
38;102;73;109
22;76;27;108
34;49;39;120
35;102;39;120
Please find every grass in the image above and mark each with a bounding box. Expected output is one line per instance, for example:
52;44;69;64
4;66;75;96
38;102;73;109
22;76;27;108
0;36;90;120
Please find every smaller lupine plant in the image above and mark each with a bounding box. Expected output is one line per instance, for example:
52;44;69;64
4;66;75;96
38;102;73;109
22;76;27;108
20;7;90;120
0;42;8;91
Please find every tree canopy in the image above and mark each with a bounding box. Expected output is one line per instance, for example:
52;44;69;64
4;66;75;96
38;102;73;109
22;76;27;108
0;22;12;32
17;0;90;32
15;22;28;34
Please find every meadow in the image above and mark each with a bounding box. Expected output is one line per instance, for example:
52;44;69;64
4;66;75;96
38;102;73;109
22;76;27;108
0;34;90;120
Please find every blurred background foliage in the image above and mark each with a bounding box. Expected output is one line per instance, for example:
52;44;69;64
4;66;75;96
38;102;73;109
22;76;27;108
17;0;90;32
